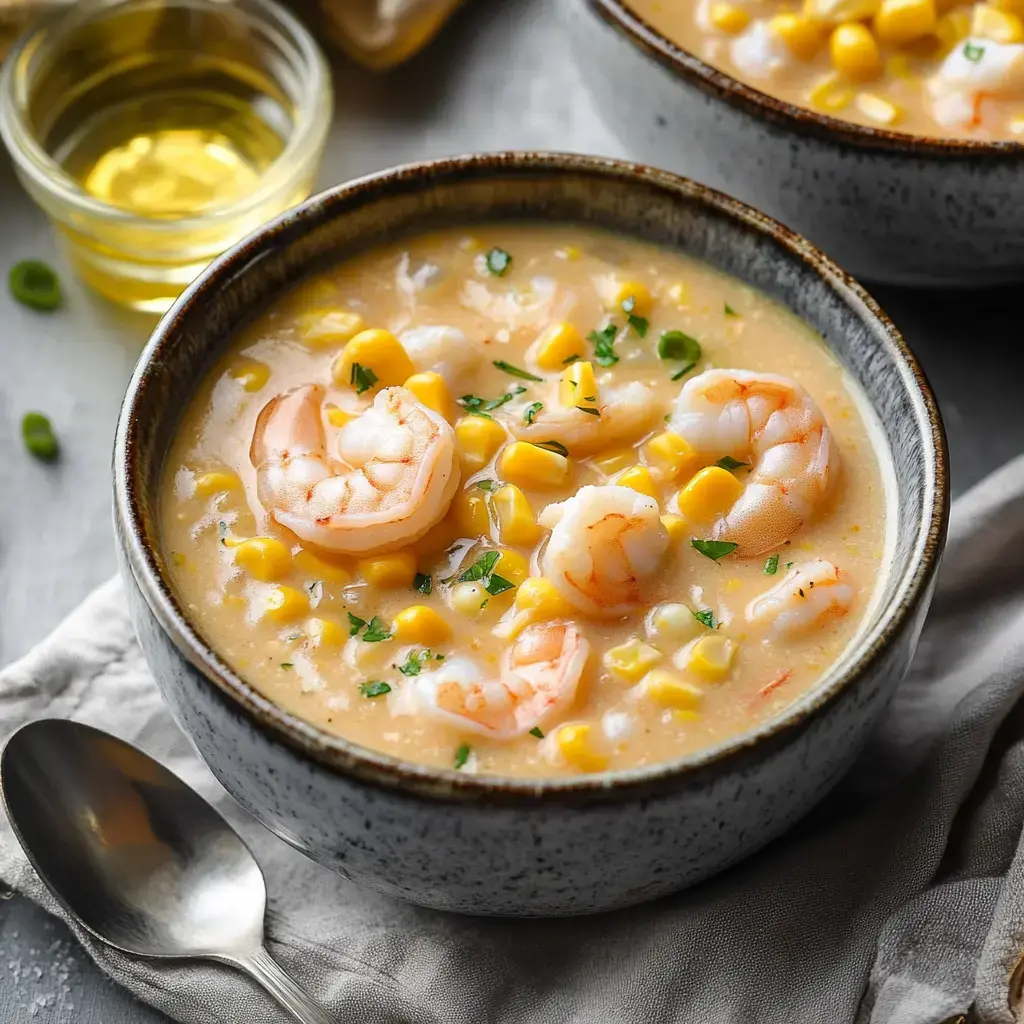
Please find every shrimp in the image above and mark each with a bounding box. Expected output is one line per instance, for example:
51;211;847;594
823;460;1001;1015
538;485;669;619
669;369;837;556
251;383;459;554
928;38;1024;130
745;559;853;637
399;325;480;389
460;275;576;331
400;623;590;739
512;381;660;456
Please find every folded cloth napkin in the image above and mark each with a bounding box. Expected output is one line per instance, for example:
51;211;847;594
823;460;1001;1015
6;458;1024;1024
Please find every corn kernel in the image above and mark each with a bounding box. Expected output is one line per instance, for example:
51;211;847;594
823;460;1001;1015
532;321;587;371
709;1;752;32
1011;114;1024;134
855;91;902;124
296;308;365;348
665;281;691;307
829;23;882;80
358;551;417;589
804;0;880;22
559;245;583;260
554;723;608;772
591;447;636;477
229;359;271;392
499;442;570;489
262;585;309;624
454;415;507;471
934;8;971;51
495;549;529;584
194;470;240;498
293;549;351;584
609;280;654;316
643;431;701;482
603;638;663;683
331;329;415;392
403;371;453;418
325;405;356;428
648;602;701;643
885;52;915;78
681;636;737;683
992;0;1024;16
492;484;542;546
392;605;453;645
807;72;855;111
873;0;936;41
641;669;705;710
515;577;573;619
559;359;600;413
307;617;347;647
452;580;489;616
770;12;825;57
454;490;492;538
673;709;703;723
972;3;1024;40
234;537;292;582
615;465;660;501
676;466;744;522
660;514;689;544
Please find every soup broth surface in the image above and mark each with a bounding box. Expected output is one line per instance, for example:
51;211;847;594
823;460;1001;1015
161;224;890;777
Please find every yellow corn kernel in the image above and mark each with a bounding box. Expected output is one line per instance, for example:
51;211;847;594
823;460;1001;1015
649;602;701;643
643;431;701;483
194;470;239;498
296;308;365;348
972;3;1024;40
770;12;825;57
709;1;752;32
554;723;608;772
229;359;271;392
558;245;583;260
992;0;1024;16
451;580;489;616
829;23;882;80
682;636;737;683
615;465;660;501
262;585;310;624
804;0;880;22
454;415;507;471
492;484;542;546
495;549;530;585
603;638;663;683
499;442;570;489
533;321;586;371
591;447;636;477
454;490;492;538
660;514;688;545
307;617;347;647
325;405;356;428
641;669;705;710
293;549;351;584
885;52;915;77
673;709;703;723
331;328;415;392
872;0;936;41
1011;114;1024;134
609;280;654;317
855;91;902;124
403;371;453;418
665;281;691;308
392;605;453;645
514;577;573;619
234;537;292;582
357;551;417;589
676;466;744;522
807;72;855;111
934;8;971;50
558;359;600;413
459;235;482;252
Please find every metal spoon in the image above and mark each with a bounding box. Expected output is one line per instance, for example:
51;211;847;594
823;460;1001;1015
1;718;334;1024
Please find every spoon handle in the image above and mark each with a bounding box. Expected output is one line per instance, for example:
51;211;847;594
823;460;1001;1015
228;946;335;1024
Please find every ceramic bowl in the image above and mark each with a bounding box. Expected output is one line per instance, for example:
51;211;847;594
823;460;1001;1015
113;152;948;917
564;0;1024;288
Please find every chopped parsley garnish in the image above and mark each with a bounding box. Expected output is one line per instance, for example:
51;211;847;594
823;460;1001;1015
716;456;748;472
361;616;392;642
347;612;367;636
459;550;515;596
576;406;600;416
485;575;515;596
786;561;794;569
459;385;526;416
670;362;697;382
529;726;545;739
474;480;497;492
485;248;512;276
621;295;649;337
398;650;431;676
413;572;432;594
691;538;738;561
493;360;542;382
484;385;527;412
692;608;716;629
524;401;543;425
279;662;294;669
763;554;780;576
587;323;620;367
562;354;580;365
359;680;391;698
963;41;985;61
535;439;569;457
9;260;61;311
658;330;702;365
21;412;59;462
350;362;378;395
457;395;493;418
724;303;739;317
454;744;471;769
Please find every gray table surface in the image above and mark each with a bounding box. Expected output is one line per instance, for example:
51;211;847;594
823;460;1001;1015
0;0;1020;1020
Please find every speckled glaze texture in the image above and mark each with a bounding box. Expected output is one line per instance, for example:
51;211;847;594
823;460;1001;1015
113;153;948;916
565;0;1024;288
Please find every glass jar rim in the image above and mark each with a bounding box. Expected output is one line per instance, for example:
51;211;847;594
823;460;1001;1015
0;0;332;233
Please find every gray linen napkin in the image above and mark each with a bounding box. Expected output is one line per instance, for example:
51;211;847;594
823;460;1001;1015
6;458;1024;1024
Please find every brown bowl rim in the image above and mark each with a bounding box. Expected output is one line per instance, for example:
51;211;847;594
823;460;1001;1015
113;151;949;805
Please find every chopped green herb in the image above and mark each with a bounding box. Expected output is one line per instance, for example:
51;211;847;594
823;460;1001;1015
658;330;702;364
691;538;739;561
458;394;493;419
347;612;367;636
485;248;512;276
359;680;392;698
454;744;471;769
576;406;600;417
524;401;543;425
692;608;716;629
361;616;392;643
279;662;294;670
480;598;489;609
670;362;697;382
485;574;515;597
529;726;545;739
350;362;378;395
493;360;542;382
786;561;794;569
21;412;59;462
398;650;431;676
716;456;749;472
562;354;580;365
588;324;620;367
621;295;649;337
535;439;569;457
763;554;780;576
724;303;739;317
460;550;501;582
9;260;61;311
474;480;497;492
963;40;984;61
484;385;527;412
413;572;432;595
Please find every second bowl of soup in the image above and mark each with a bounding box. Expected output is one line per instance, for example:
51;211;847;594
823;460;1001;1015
115;153;947;915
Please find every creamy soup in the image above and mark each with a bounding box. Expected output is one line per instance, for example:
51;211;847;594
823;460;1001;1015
161;225;891;778
630;0;1024;138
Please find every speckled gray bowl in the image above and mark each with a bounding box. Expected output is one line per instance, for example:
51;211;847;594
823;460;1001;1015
113;152;948;916
565;0;1024;287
